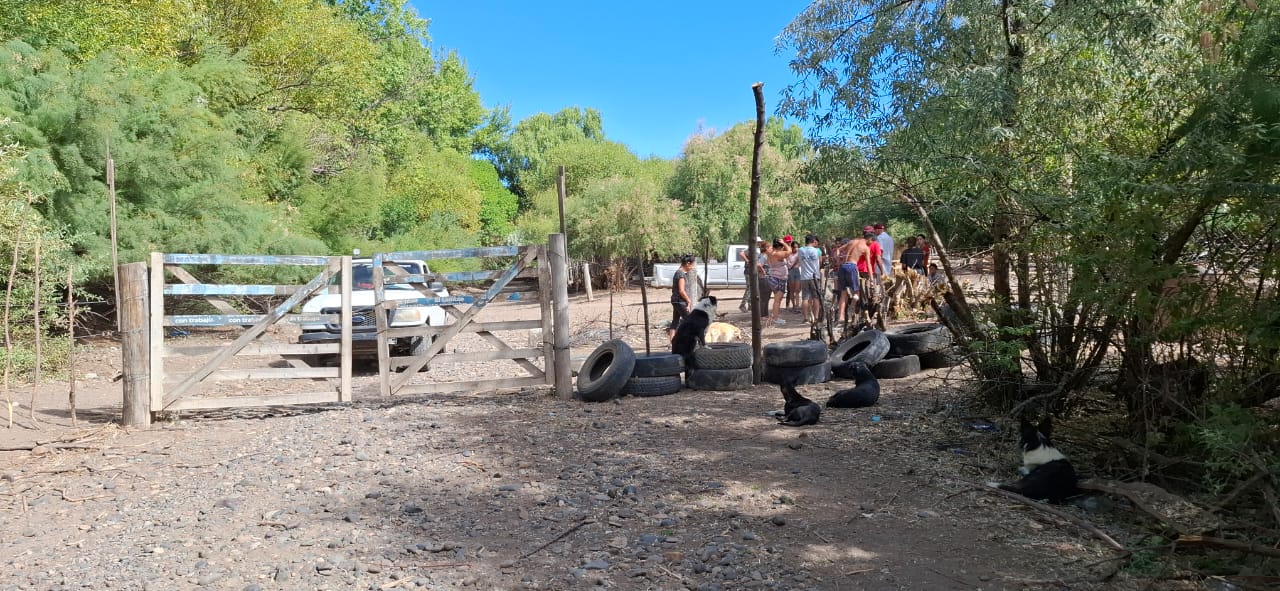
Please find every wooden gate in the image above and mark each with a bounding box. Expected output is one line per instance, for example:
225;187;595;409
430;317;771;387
131;235;571;417
147;253;354;412
370;245;554;396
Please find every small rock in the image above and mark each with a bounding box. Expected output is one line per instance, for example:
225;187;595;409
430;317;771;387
608;536;627;549
741;531;758;541
917;510;940;519
582;559;609;570
355;451;371;461
498;484;520;492
787;441;803;450
196;572;224;586
770;516;787;526
243;585;264;591
343;513;360;523
366;491;382;499
274;567;289;582
215;498;243;511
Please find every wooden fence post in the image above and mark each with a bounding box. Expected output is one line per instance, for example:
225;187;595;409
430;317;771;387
119;262;150;428
549;234;572;398
582;261;594;302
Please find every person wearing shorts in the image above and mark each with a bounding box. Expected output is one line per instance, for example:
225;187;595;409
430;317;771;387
765;239;794;325
797;235;824;323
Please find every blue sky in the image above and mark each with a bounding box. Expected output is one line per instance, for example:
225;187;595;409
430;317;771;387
409;1;811;159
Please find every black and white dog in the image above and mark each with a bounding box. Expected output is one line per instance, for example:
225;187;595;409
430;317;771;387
988;416;1079;503
778;379;821;427
826;361;880;408
671;296;717;360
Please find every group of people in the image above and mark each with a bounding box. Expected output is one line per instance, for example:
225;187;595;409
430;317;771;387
739;224;946;326
666;224;950;341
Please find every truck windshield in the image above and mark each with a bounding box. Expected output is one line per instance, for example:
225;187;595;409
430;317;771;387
336;262;425;290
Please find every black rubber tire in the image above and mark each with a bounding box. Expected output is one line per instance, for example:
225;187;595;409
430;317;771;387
829;331;890;370
919;347;965;369
762;340;829;368
762;361;832;385
689;343;753;370
577;340;637;402
685;367;754;391
885;323;952;356
622;375;684;397
872;355;922;379
631;353;685;377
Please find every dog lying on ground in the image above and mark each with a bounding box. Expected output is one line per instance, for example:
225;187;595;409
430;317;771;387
987;416;1079;503
826;361;880;408
705;321;741;343
778;379;821;426
671;296;717;360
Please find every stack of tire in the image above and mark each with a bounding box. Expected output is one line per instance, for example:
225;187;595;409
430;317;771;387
761;340;831;385
874;323;959;379
685;343;753;391
577;340;687;401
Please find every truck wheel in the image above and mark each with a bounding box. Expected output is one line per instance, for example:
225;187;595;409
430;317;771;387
763;340;828;367
885;323;952;356
689;343;753;370
685;367;754;391
829;330;889;374
631;353;684;377
622;375;683;397
871;355;922;379
762;361;832;385
577;340;636;402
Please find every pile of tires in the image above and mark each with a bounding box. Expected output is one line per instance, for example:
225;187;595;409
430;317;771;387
686;343;753;391
624;352;685;397
761;340;831;385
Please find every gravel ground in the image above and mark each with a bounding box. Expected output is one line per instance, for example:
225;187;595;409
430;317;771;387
0;289;1161;590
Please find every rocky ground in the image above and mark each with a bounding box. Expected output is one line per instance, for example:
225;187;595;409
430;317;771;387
0;288;1166;590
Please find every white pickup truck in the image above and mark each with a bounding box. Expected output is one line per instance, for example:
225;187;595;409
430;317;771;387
297;259;450;358
651;244;751;287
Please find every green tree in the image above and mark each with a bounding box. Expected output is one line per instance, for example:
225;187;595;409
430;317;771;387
668;120;813;263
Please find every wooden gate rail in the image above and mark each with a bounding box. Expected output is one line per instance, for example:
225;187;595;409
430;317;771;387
148;253;353;412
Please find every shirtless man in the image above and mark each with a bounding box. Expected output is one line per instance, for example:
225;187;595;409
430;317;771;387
836;233;874;323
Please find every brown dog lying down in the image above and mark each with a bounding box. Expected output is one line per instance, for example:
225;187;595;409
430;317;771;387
705;322;742;343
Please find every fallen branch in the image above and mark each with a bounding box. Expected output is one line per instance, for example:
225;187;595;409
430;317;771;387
54;489;109;503
518;517;595;560
1213;469;1269;513
965;485;1126;552
1078;479;1223;535
1176;535;1280;559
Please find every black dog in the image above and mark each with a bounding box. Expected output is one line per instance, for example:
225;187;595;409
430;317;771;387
778;380;821;427
671;296;717;360
988;416;1079;503
826;361;880;408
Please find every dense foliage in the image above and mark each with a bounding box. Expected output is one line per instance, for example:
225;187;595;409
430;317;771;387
780;0;1279;439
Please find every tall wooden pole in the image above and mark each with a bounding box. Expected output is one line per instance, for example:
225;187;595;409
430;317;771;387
556;166;568;235
66;266;77;426
639;255;651;355
549;233;572;398
107;143;121;331
748;83;767;384
30;237;41;427
119;262;150;428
